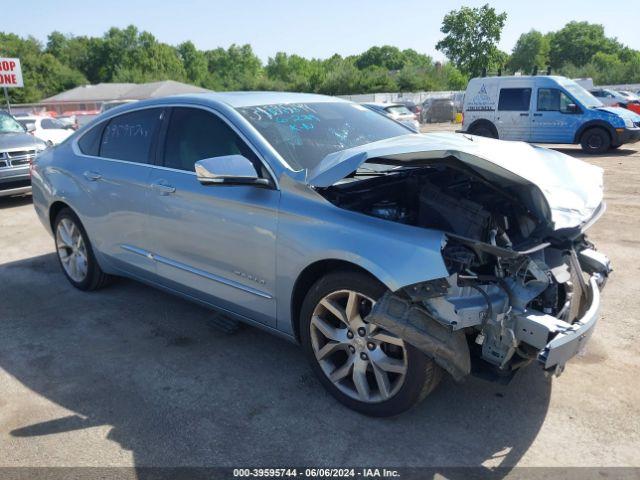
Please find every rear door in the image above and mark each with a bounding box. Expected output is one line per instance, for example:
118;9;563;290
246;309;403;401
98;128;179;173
145;106;280;326
75;107;165;280
531;87;582;144
495;85;532;141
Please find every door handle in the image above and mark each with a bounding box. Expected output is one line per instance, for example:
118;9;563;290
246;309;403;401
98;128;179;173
520;113;529;117
151;181;176;195
533;113;543;117
83;171;102;181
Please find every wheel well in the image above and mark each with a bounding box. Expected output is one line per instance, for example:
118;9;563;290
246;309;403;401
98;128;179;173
468;119;498;138
290;259;381;342
48;201;70;231
575;122;614;144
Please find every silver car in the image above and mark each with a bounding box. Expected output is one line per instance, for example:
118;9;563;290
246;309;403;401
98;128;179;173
32;92;610;416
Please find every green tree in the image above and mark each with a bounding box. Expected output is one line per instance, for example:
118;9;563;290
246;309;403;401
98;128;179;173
549;21;620;68
436;4;507;76
177;41;208;85
508;30;550;73
355;46;406;70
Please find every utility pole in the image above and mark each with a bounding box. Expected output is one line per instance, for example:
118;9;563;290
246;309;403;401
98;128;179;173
3;87;11;115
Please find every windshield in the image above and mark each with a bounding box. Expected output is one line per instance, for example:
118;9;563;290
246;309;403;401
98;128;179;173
0;113;26;134
237;102;410;170
560;79;603;108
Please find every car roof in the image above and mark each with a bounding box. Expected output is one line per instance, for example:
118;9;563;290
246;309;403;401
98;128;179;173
182;91;347;108
99;91;351;118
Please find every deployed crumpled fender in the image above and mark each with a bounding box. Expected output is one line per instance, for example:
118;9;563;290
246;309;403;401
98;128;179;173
368;291;471;381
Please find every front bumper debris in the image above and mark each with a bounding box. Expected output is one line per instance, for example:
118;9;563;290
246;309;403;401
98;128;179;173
517;276;601;375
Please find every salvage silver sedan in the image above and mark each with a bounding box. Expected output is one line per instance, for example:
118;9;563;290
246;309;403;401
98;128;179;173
32;92;611;416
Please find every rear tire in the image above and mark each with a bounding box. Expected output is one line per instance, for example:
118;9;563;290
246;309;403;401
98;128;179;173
54;208;112;291
580;127;610;154
300;271;442;417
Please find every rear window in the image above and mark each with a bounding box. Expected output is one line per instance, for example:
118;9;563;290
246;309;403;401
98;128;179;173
385;106;413;115
498;88;532;111
99;108;163;163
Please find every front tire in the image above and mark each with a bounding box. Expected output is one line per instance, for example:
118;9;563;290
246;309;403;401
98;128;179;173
54;208;112;291
580;127;610;154
300;271;442;417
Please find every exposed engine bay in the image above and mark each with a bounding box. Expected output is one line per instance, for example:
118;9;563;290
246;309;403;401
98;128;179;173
319;159;611;380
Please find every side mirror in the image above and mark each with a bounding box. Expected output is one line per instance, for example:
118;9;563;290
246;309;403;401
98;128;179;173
25;122;36;133
565;103;579;114
195;155;271;187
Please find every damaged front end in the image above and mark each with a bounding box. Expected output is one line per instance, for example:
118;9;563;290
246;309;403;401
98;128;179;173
316;138;611;382
369;236;610;381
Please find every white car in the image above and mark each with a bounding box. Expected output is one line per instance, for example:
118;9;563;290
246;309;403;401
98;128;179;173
15;116;74;146
361;103;420;132
589;88;628;107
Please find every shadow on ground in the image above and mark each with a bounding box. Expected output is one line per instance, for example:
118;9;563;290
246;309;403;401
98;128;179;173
551;146;637;159
0;253;552;475
0;195;32;209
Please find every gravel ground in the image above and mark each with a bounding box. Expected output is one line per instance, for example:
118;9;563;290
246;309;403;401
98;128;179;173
0;128;639;470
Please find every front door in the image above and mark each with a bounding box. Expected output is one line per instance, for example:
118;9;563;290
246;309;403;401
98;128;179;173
146;107;280;327
531;88;582;144
495;86;532;141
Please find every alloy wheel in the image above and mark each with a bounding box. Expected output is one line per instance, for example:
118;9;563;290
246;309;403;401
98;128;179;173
56;218;89;283
310;289;408;403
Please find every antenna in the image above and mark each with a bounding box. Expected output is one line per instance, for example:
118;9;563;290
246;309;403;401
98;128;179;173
547;66;552;75
532;66;538;76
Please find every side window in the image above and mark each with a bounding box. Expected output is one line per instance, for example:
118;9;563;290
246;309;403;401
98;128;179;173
100;108;163;163
163;107;260;173
498;88;532;111
78;122;105;156
537;89;576;113
591;90;602;98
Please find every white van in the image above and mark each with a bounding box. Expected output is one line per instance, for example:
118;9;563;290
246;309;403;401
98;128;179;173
459;75;640;153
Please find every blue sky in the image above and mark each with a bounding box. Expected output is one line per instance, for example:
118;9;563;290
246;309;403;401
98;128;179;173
4;0;639;62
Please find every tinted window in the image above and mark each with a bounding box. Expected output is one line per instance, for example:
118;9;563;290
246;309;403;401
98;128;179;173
537;88;575;113
237;102;410;170
163;107;259;172
498;88;532;111
100;108;162;163
78;123;105;156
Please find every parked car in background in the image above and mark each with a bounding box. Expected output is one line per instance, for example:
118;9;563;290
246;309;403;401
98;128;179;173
461;75;640;153
99;99;138;114
0;112;46;197
361;102;420;131
589;88;627;107
32;92;610;416
421;97;456;123
57;114;80;131
393;99;422;118
613;91;640;115
15;115;74;146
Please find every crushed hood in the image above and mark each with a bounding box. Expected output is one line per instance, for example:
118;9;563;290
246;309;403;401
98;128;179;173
307;133;604;231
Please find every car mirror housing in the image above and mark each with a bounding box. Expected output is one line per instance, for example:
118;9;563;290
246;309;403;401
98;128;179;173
195;155;271;187
565;103;579;114
25;122;36;133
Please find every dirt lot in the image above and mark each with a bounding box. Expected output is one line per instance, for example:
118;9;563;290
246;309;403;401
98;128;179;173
0;130;639;470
